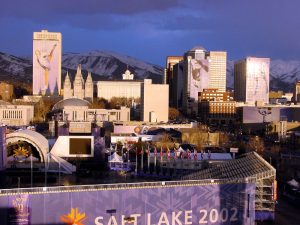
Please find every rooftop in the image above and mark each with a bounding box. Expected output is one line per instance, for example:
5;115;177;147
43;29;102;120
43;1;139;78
182;152;275;180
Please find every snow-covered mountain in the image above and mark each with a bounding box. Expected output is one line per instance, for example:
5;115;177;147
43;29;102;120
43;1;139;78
1;50;300;92
0;52;32;83
0;51;164;84
227;59;300;92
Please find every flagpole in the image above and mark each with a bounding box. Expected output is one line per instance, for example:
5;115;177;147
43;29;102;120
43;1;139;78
147;145;150;170
141;146;144;171
135;147;137;174
154;147;157;169
30;153;33;187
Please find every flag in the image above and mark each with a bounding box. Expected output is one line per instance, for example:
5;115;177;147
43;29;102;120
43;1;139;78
147;145;150;169
180;151;184;159
187;149;191;159
174;147;177;159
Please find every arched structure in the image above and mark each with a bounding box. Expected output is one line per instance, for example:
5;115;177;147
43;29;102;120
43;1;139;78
52;97;91;111
6;130;49;162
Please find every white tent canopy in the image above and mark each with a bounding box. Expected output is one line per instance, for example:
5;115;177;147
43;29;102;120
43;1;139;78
108;152;123;163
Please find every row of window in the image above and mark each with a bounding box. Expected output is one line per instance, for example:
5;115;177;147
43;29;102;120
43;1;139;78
2;110;23;119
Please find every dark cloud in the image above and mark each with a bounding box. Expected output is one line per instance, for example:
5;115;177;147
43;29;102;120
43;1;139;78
1;0;300;64
0;0;182;18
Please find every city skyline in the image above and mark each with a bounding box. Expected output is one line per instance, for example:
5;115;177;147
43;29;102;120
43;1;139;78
1;0;300;66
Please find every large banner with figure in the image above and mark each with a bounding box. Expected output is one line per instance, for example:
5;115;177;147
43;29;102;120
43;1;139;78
0;181;256;225
33;31;61;95
246;58;270;104
189;59;209;101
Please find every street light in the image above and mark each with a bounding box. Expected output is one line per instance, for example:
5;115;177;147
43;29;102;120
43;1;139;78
258;107;272;135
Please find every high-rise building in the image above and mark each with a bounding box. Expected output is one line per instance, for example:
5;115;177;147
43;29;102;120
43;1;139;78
234;57;270;104
207;51;227;92
166;47;227;115
33;30;62;95
182;46;209;116
164;56;183;107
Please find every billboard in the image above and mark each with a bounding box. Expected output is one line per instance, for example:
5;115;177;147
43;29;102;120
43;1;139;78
246;58;270;104
189;59;209;101
33;31;61;95
0;182;255;225
50;136;94;158
69;138;92;155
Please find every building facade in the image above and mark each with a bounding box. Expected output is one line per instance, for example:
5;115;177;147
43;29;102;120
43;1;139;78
33;30;62;96
164;56;183;107
0;82;13;101
97;70;142;100
234;57;270;104
0;105;34;126
207;51;227;92
198;101;236;125
198;88;231;102
63;65;93;102
141;80;169;122
179;47;227;116
63;106;130;122
293;81;300;103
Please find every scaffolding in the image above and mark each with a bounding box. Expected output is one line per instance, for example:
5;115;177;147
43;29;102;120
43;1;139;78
182;152;276;220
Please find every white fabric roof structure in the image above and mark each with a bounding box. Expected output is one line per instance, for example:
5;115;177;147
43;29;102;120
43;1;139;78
6;129;49;162
108;152;123;163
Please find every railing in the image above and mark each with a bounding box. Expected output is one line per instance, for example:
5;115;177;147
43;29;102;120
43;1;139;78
0;177;256;196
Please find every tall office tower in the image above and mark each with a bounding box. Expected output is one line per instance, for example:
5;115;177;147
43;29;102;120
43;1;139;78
63;72;73;100
33;30;62;95
172;62;184;109
293;81;300;103
182;46;209;116
73;65;85;99
84;72;94;102
165;56;183;107
234;57;270;104
207;51;227;92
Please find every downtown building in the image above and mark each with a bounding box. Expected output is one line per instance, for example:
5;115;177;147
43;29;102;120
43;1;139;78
33;30;62;96
165;46;227;116
234;57;270;105
63;64;94;102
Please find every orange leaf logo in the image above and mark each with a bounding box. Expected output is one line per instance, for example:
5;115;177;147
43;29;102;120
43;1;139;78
60;208;87;225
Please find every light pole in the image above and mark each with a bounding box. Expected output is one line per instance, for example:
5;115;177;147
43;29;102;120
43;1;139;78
30;153;33;187
258;107;272;135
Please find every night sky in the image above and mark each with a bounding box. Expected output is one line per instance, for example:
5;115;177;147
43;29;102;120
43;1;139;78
1;0;299;66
